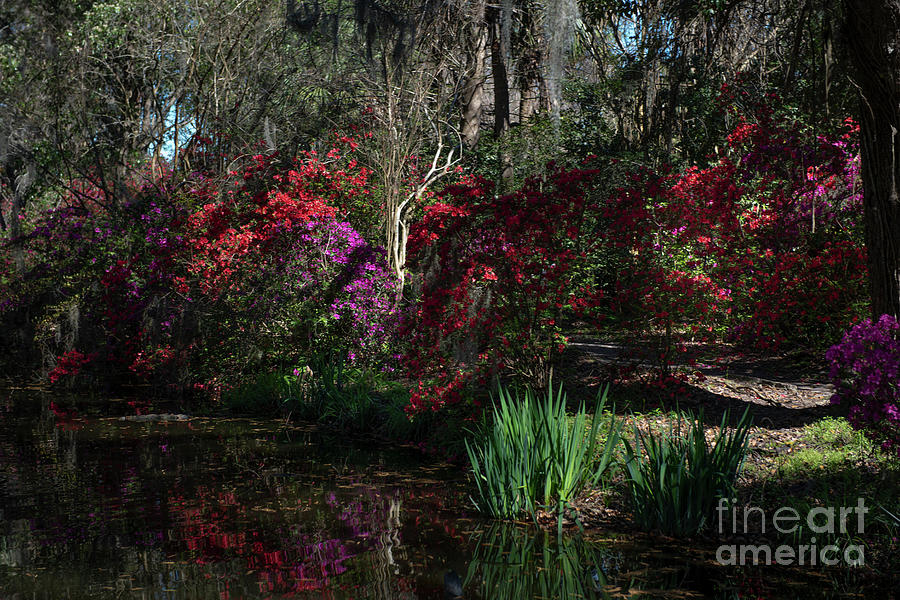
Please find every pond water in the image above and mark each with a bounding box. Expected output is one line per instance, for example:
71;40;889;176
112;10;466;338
0;391;886;599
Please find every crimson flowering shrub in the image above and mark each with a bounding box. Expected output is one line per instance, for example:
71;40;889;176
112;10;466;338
0;147;400;393
605;87;867;356
0;181;166;380
827;315;900;457
401;91;867;413
603;162;736;358
403;168;609;413
177;152;399;382
47;349;96;384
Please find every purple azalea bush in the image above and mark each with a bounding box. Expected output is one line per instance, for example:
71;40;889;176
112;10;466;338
827;314;900;456
266;219;400;365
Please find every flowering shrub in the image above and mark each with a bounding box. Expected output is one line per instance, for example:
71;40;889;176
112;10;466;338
176;152;399;384
827;315;900;457
604;89;867;356
402;92;867;413
403;168;609;413
0;147;399;394
0;92;872;422
48;349;96;384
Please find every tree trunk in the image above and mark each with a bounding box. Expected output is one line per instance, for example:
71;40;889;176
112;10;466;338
489;15;513;187
782;0;809;94
490;21;511;136
844;0;900;320
9;160;34;274
517;6;543;124
460;14;488;148
518;49;541;124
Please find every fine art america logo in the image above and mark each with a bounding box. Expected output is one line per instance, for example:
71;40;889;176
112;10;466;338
716;498;867;566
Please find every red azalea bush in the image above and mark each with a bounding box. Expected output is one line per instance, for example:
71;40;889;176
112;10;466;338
605;88;867;359
402;168;610;413
401;89;867;414
827;314;900;457
47;349;96;384
603;163;736;363
175;151;399;385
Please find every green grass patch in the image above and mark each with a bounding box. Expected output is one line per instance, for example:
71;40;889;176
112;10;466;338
803;416;870;450
739;415;900;573
222;354;417;437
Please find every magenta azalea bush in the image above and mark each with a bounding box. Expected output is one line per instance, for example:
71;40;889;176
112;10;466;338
826;314;900;456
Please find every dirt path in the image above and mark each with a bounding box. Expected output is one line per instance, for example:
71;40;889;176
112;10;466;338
566;338;841;431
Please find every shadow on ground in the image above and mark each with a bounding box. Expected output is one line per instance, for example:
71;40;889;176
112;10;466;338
563;340;843;431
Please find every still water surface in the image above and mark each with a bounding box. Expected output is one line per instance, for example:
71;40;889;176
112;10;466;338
0;391;884;599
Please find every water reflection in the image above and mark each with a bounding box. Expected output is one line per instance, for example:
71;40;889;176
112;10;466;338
465;523;620;599
1;394;470;598
0;393;891;599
